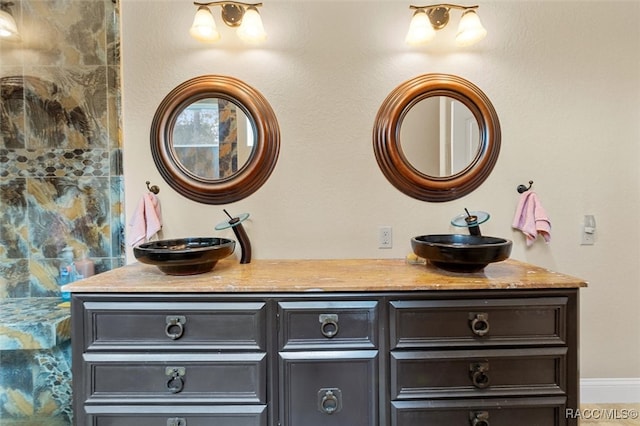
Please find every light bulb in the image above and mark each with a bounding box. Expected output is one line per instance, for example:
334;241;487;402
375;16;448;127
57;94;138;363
456;10;487;46
405;9;436;45
190;6;220;43
0;9;20;41
237;6;266;43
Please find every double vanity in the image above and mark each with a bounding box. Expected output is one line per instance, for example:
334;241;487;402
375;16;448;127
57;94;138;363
70;69;577;425
64;258;586;426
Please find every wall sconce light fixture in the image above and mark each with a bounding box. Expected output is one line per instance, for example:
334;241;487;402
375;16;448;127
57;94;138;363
0;1;20;41
190;1;266;44
405;4;487;47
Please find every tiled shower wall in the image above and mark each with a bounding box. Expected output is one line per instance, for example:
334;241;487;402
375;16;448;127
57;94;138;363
0;0;123;298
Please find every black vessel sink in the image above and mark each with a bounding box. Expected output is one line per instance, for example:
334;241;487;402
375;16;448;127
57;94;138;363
133;237;235;275
411;234;512;273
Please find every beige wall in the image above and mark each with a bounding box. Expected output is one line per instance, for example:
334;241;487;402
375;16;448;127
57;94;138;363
121;1;640;379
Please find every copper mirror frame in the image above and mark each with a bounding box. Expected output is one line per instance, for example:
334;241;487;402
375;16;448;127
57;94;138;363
150;75;280;204
373;73;501;202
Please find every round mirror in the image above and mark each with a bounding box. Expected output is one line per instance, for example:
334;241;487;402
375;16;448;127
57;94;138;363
400;96;480;177
373;74;500;202
151;75;280;204
172;98;255;180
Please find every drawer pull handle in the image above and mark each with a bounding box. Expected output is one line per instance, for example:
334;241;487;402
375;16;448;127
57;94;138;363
318;388;342;415
469;411;490;426
167;418;187;426
166;367;185;393
319;314;339;338
165;316;186;340
469;362;491;389
469;312;490;337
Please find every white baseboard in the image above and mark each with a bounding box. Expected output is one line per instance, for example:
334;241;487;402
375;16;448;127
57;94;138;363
581;378;640;403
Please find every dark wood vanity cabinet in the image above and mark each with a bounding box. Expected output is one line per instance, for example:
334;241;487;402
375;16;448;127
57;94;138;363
71;289;579;426
73;299;269;425
277;300;380;425
388;293;577;426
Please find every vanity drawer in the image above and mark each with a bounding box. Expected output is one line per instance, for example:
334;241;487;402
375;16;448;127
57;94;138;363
85;405;267;426
278;301;378;350
82;301;266;351
389;297;568;349
279;350;378;425
391;397;567;426
390;347;567;400
82;352;266;404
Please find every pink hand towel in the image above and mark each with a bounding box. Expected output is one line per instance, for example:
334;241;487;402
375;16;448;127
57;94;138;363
127;193;162;247
512;191;551;246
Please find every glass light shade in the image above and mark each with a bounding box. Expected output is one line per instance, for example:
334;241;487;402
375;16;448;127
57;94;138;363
0;9;20;41
190;6;220;43
237;7;266;43
456;10;487;46
405;9;436;45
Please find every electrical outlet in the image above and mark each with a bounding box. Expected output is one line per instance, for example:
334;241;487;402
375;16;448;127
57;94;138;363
379;226;392;249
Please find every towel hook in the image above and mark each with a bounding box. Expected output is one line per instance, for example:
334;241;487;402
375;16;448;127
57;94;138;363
146;181;160;194
517;180;533;194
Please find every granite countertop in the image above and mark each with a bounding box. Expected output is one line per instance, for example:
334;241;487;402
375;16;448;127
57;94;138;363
62;259;587;293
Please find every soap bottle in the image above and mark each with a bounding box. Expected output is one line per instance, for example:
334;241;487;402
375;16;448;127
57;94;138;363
75;252;95;278
58;246;77;301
